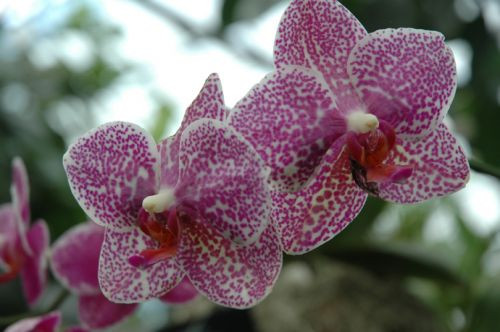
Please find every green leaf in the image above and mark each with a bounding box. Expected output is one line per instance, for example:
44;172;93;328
325;242;465;286
467;285;500;332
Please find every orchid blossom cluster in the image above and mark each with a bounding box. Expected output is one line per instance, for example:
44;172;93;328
3;0;470;330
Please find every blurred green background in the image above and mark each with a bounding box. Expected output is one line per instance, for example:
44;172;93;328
1;0;500;331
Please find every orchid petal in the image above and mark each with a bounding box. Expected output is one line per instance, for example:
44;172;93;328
160;276;198;304
0;204;18;249
63;122;160;230
51;222;103;294
20;220;49;307
0;205;22;282
272;138;367;254
10;158;32;257
10;157;30;227
99;228;183;303
229;67;342;192
348;28;457;139
378;123;469;203
274;0;367;107
178;119;271;245
78;293;137;329
160;73;227;188
5;311;60;332
177;220;282;309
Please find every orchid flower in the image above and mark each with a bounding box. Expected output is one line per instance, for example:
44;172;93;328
0;158;49;306
63;74;282;309
228;0;469;254
5;311;61;332
50;222;197;330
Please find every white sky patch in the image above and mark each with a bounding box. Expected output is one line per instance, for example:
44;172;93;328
456;172;500;236
157;0;221;30
227;1;287;61
55;30;95;72
453;0;480;22
423;206;457;242
447;39;473;87
97;0;275;134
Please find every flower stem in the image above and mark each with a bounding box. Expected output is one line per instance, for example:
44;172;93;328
469;158;500;180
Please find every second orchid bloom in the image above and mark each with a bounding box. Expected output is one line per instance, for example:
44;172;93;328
63;74;282;309
228;0;469;254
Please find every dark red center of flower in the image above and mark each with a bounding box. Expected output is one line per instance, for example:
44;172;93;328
0;246;24;283
128;207;180;269
346;119;413;195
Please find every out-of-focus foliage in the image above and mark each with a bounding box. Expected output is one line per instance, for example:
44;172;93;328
1;0;500;331
0;3;173;324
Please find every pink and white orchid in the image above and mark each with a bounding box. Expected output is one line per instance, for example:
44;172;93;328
0;158;49;306
50;222;197;330
228;0;470;254
63;74;282;309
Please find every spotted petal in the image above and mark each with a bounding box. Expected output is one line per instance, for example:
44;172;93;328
178;119;271;245
51;222;103;294
63;122;159;230
229;67;343;192
378;123;469;203
272;138;367;254
5;311;60;332
274;0;366;106
20;220;49;307
11;157;30;227
99;228;183;303
348;28;457;139
160;73;228;188
177;219;282;309
78;293;137;329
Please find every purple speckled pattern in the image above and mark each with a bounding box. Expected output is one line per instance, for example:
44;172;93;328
160;73;227;188
177;219;282;309
378;123;469;203
347;28;457;139
11;157;30;227
229;0;469;254
51;222;138;329
272;138;366;254
274;0;367;107
63;122;159;230
63;76;280;307
160;276;198;304
78;293;138;330
99;227;182;303
5;311;61;332
20;220;50;307
178;119;271;245
229;67;344;192
51;222;103;294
